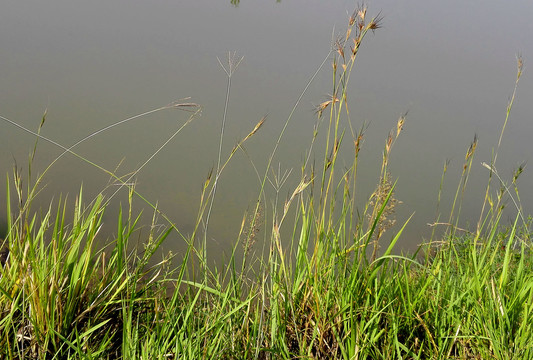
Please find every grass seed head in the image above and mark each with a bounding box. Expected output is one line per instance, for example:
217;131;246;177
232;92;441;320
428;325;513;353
517;53;523;79
513;162;526;184
357;7;367;22
314;94;339;118
397;113;406;136
334;37;345;60
248;116;266;138
368;14;383;32
465;134;478;161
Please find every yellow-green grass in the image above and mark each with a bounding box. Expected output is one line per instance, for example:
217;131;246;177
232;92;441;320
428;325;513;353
0;5;531;359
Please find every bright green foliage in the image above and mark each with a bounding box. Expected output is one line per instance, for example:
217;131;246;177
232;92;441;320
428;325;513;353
0;5;530;359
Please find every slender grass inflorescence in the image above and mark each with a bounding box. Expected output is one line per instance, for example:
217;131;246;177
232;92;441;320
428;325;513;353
0;4;531;359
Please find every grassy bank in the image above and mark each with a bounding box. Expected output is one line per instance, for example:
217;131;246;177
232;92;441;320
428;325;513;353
1;6;532;359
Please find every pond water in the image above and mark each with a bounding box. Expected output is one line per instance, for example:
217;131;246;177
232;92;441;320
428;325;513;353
1;0;532;262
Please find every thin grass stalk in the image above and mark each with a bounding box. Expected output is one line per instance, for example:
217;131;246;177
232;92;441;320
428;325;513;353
200;52;245;274
0;102;198;221
446;134;477;241
428;159;450;245
477;56;524;235
2;103;201;264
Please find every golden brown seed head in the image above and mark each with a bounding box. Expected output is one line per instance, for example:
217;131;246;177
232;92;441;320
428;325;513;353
357;8;367;21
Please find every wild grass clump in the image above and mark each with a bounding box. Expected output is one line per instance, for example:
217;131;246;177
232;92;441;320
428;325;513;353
1;4;532;359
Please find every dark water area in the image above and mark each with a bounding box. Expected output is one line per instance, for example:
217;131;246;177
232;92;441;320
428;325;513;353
1;0;532;264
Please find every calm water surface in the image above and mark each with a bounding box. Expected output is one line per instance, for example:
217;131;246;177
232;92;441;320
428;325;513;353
1;0;532;261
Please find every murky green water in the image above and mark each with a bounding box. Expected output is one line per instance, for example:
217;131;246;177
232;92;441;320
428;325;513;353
1;0;532;261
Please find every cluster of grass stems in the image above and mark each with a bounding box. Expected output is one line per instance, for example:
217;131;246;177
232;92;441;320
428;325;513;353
1;6;532;359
